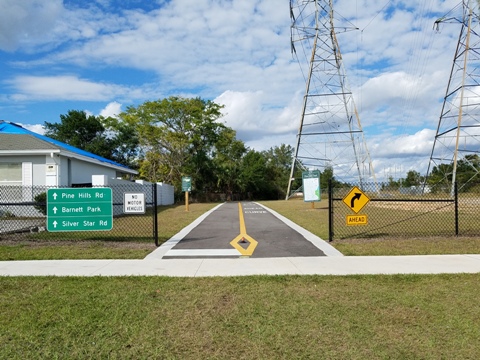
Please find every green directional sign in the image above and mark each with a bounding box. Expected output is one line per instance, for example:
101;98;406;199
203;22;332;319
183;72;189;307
47;188;113;232
182;176;192;192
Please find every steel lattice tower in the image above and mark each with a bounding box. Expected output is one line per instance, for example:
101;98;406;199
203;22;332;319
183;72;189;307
426;0;480;195
286;0;376;198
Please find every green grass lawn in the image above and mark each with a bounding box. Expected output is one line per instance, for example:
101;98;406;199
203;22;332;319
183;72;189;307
0;203;219;260
260;199;480;255
2;199;480;259
2;201;480;358
1;274;479;359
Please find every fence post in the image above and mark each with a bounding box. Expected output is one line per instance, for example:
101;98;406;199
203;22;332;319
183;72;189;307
454;181;459;236
328;179;333;242
153;183;159;246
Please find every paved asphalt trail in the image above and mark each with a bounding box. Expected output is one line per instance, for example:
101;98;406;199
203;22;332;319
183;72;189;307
162;201;327;259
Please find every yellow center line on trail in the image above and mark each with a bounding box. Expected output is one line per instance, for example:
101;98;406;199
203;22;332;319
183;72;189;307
229;202;258;256
238;202;247;234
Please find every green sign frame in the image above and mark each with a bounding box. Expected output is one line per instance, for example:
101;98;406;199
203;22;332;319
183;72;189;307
182;176;192;192
302;170;321;202
46;188;113;232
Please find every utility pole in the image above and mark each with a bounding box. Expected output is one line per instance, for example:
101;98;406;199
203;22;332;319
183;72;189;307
286;0;376;199
426;0;480;195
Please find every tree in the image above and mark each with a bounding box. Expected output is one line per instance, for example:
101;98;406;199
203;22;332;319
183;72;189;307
44;110;139;168
102;115;141;169
239;149;272;199
213;127;246;195
455;154;480;191
387;176;400;190
263;144;294;199
403;170;422;187
319;166;337;189
44;110;110;157
119;97;225;189
426;154;480;191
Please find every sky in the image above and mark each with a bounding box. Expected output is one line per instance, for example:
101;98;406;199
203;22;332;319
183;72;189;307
0;0;467;181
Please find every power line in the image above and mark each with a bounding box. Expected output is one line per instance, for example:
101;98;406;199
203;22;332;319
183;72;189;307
361;0;393;32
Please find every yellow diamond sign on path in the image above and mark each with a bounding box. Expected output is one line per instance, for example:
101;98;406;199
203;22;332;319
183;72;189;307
342;186;370;214
230;202;258;256
230;233;258;256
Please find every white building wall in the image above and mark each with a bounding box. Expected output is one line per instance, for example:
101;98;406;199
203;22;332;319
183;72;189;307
70;158;117;185
0;155;46;185
57;156;68;186
0;155;122;187
158;182;175;205
92;176;175;216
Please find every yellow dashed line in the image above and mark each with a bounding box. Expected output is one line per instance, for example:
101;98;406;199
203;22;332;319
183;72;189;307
229;202;258;256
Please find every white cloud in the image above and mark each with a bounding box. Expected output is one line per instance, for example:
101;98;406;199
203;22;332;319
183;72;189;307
367;128;437;179
10;0;297;95
99;101;122;118
1;0;476;180
371;128;435;158
216;90;265;131
215;89;301;143
5;75;150;102
0;0;63;52
21;123;45;135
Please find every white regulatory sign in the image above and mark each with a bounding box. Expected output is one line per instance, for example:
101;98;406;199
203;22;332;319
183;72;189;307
124;192;145;214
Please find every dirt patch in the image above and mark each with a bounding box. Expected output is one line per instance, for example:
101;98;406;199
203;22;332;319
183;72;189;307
369;201;453;211
368;198;478;212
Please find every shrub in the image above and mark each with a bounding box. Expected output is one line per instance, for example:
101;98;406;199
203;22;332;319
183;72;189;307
34;192;47;216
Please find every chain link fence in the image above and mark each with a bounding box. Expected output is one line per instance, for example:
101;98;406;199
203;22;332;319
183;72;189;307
0;183;173;244
328;180;479;240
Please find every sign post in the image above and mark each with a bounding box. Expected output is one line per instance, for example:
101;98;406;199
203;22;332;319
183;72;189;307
182;176;192;212
46;188;113;232
302;170;321;208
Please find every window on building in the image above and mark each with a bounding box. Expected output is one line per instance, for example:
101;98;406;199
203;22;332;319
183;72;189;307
0;163;23;202
0;163;22;184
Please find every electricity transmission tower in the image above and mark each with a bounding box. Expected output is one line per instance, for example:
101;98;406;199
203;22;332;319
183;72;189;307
426;0;480;195
286;0;376;199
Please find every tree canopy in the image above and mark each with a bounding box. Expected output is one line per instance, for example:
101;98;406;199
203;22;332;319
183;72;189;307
45;98;325;200
118;97;226;188
427;154;480;192
44;110;139;168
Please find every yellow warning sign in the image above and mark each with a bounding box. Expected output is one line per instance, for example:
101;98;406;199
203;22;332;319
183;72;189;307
346;214;368;226
342;186;370;214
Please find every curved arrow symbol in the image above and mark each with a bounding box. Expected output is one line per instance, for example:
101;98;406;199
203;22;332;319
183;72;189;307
350;193;362;208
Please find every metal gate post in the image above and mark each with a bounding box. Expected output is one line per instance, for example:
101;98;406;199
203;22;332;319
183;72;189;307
328;179;333;242
153;183;159;246
454;181;459;236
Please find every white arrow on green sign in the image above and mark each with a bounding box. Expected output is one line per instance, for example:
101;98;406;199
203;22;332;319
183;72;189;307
46;188;113;232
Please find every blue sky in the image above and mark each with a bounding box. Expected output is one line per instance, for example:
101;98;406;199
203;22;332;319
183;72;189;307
0;0;465;180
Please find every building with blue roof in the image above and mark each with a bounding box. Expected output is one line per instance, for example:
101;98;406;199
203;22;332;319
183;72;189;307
0;120;137;188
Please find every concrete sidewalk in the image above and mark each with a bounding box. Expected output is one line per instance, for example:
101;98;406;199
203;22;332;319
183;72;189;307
1;255;480;277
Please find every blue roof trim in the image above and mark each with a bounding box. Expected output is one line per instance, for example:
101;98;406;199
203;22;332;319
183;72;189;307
0;121;133;171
